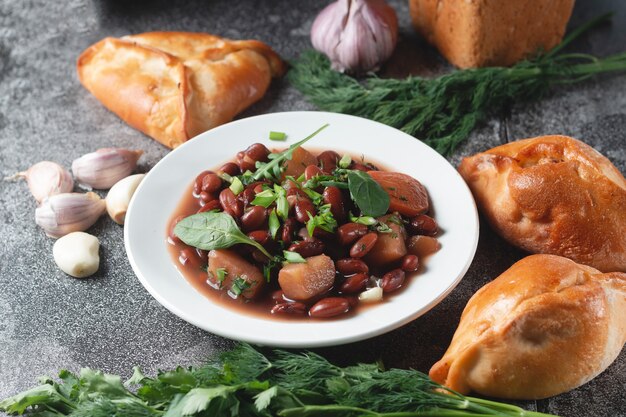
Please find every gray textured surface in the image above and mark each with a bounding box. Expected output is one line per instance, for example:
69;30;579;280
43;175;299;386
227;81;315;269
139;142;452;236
0;0;625;416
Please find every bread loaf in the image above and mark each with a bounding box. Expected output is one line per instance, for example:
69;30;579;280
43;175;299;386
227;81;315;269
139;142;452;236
77;32;285;148
430;254;626;399
409;0;575;68
458;135;626;272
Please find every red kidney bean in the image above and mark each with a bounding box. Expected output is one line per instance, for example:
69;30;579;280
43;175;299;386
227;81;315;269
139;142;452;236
349;232;378;258
197;200;221;213
305;164;324;180
248;230;270;246
339;273;369;294
294;200;316;224
218;162;240;177
245;143;271;162
401;254;419;272
199;191;215;204
271;290;285;303
309;297;350;318
253;184;265;194
193;170;212;195
318;150;340;172
408;214;438;236
350;162;370;172
381;269;406;293
336;258;369;275
237;152;256;172
178;248;203;268
201;173;222;193
337;223;369;246
286;186;306;198
281;218;297;246
238;188;256;208
323;186;346;221
272;302;307;315
219;188;243;217
241;206;267;231
252;249;270;263
196;248;208;263
168;215;185;244
288;239;325;258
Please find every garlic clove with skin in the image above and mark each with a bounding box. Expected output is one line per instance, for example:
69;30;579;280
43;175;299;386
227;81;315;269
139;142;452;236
7;161;74;203
72;148;143;190
105;174;145;225
311;0;398;73
35;192;106;238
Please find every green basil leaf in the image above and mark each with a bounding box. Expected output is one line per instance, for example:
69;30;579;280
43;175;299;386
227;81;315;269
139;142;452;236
347;170;390;217
174;212;271;258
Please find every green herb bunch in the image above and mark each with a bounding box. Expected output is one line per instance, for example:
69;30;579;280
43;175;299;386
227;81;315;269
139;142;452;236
288;14;626;155
0;344;558;417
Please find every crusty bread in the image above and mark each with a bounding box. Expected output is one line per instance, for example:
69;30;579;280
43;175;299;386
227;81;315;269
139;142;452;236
430;254;626;399
409;0;574;68
458;135;626;272
77;32;285;148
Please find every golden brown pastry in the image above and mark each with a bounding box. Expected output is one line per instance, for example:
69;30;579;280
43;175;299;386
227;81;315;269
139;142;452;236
458;135;626;272
77;32;285;148
430;254;626;399
409;0;574;68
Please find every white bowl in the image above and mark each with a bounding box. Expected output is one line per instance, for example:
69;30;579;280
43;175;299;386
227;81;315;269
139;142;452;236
124;111;479;347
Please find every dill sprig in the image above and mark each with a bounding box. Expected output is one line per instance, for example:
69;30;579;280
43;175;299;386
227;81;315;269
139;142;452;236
288;13;626;155
0;343;558;417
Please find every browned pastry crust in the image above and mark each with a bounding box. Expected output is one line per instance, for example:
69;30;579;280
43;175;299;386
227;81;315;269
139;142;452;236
430;254;626;399
409;0;574;68
77;32;286;148
458;135;626;272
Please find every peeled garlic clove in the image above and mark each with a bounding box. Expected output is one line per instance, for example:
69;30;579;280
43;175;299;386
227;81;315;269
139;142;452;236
35;192;106;238
53;232;100;278
72;148;143;190
105;174;145;225
311;0;398;73
7;161;74;203
358;286;383;302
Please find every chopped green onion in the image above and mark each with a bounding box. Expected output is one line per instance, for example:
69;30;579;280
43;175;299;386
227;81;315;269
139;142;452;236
230;277;251;297
268;209;280;240
283;251;306;264
338;154;352;169
219;172;233;183
269;131;287;141
216;268;228;288
229;177;244;195
274;184;289;220
251;189;277;208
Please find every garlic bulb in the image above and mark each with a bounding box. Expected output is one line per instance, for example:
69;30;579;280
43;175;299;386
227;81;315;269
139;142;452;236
311;0;398;73
10;161;74;203
105;174;145;225
72;148;143;190
35;192;106;238
53;232;100;278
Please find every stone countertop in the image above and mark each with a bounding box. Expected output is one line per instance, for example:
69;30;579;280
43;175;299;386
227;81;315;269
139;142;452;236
0;0;624;416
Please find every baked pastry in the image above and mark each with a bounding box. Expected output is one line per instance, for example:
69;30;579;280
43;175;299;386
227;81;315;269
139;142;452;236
458;135;626;272
77;32;285;148
409;0;574;68
430;254;626;399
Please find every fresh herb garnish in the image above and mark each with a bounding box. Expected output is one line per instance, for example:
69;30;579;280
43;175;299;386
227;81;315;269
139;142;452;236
251;188;277;208
252;124;329;181
288;14;626;155
216;268;228;287
230;277;251;297
282;250;306;264
338;154;351;168
174;212;272;259
346;170;390;217
306;203;338;237
0;343;558;417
